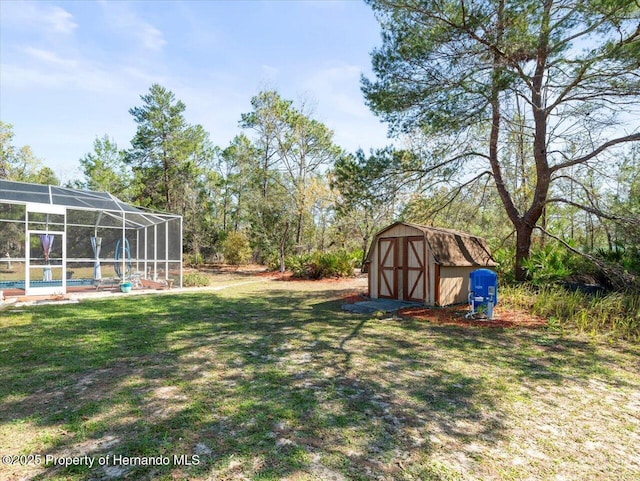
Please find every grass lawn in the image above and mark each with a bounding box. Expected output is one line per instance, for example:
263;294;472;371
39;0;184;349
1;277;639;480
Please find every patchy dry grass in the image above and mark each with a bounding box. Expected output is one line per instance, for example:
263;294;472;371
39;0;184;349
1;276;639;480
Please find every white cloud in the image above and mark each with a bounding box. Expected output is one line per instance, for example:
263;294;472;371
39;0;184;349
137;23;166;51
98;1;166;51
121;66;167;86
24;47;78;68
1;60;125;94
261;65;279;82
2;3;166;95
48;6;78;34
0;2;77;35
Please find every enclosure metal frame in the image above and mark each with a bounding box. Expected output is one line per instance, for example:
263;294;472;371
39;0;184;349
0;180;183;296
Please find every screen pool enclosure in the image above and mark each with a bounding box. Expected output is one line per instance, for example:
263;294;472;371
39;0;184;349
0;180;182;296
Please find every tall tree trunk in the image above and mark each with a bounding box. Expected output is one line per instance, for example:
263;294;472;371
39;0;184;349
361;235;369;270
491;0;553;281
515;0;553;280
514;222;534;282
539;206;546;247
488;0;527;280
234;189;242;232
279;222;290;273
193;239;201;266
222;194;228;232
296;211;303;245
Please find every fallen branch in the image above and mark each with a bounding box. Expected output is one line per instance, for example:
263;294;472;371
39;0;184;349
535;226;639;291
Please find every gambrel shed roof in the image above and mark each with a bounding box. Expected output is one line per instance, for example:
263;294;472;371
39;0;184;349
366;221;496;267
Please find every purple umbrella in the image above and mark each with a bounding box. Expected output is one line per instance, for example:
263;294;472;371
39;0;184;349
40;234;54;261
91;236;102;280
40;234;54;281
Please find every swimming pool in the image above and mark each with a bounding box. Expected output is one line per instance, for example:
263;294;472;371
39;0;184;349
0;279;96;289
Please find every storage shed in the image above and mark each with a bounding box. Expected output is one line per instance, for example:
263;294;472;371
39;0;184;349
365;222;496;306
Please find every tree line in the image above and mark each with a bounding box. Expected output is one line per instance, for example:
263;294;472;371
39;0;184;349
1;0;638;284
0;87;399;271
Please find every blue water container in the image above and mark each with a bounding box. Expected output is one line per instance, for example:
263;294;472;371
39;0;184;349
469;269;498;316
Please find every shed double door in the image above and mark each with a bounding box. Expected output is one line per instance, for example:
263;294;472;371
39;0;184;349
377;236;426;302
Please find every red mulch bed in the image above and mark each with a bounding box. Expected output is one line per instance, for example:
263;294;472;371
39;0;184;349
269;272;365;284
397;305;547;328
254;270;292;279
339;292;547;329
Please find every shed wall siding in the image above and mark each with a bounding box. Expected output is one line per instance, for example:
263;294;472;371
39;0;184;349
369;242;379;298
383;224;423;238
438;266;478;305
427;253;436;304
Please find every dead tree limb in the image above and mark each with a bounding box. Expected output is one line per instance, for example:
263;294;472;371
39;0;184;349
535;226;639;291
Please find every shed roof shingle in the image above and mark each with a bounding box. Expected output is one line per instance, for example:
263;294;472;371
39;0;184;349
369;222;496;267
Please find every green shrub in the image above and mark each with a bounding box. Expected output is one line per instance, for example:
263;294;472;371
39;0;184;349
183;252;204;267
286;250;355;279
183;272;210;287
285;253;307;277
594;246;640;278
221;231;252;265
521;244;580;286
349;249;365;268
492;247;516;284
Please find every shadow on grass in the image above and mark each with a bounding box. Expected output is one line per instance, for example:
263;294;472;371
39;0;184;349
0;287;636;480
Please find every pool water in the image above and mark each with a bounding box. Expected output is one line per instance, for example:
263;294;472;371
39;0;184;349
0;279;96;289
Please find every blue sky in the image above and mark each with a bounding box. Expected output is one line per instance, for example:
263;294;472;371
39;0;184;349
0;0;390;183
